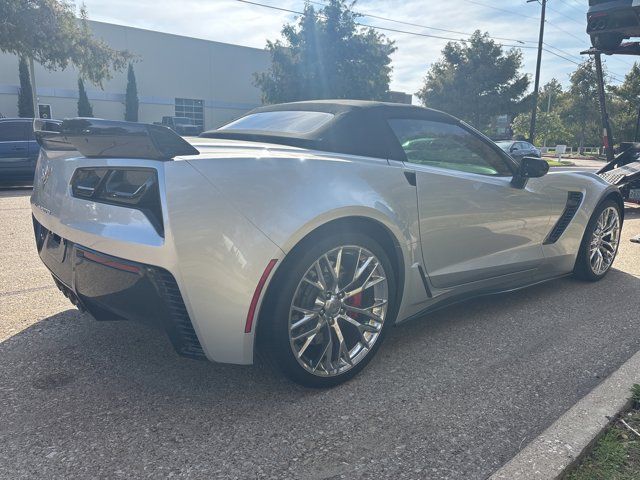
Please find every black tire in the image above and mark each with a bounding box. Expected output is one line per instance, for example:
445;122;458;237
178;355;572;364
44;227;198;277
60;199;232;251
591;33;623;51
259;230;397;388
574;199;622;281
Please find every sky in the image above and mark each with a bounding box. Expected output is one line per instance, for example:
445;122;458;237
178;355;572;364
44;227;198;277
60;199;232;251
81;0;636;98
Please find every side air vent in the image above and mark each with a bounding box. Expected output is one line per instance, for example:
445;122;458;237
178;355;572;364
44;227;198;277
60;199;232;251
154;269;206;360
544;192;584;245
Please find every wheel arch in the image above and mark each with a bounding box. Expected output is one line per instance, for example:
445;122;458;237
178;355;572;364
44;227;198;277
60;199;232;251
602;189;625;223
254;215;406;350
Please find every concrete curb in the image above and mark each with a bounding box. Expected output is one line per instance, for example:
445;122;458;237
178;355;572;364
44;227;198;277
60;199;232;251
490;348;640;479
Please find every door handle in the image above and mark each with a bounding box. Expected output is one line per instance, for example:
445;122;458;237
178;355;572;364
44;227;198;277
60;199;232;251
11;146;26;151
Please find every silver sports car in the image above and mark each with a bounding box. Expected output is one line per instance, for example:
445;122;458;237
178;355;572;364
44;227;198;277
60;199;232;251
31;101;624;387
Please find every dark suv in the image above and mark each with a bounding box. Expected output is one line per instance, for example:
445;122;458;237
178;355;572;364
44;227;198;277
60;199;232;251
157;116;203;136
587;0;640;50
0;118;60;183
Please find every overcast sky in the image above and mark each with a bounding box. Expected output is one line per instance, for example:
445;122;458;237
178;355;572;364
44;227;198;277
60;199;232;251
82;0;635;97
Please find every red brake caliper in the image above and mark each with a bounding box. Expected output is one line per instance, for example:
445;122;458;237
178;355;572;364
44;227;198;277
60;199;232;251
348;292;363;320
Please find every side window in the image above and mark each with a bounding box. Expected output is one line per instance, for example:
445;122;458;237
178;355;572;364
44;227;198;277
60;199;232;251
388;119;512;176
0;122;28;142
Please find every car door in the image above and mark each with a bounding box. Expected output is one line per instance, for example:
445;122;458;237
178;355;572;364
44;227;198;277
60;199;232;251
26;121;41;170
388;118;553;288
511;142;526;162
0;121;31;177
524;142;539;157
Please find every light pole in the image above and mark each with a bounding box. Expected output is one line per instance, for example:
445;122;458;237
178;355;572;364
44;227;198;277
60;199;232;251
528;0;547;145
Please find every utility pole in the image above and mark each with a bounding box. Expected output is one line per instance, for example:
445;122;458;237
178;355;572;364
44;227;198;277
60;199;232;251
528;0;547;144
594;53;615;162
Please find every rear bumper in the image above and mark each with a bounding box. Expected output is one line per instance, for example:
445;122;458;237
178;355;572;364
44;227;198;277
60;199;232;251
587;1;640;36
34;216;206;359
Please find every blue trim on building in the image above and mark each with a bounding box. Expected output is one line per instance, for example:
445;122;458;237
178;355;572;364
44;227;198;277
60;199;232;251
0;84;259;111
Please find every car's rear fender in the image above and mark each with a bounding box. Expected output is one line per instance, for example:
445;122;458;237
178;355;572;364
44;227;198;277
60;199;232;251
31;150;284;365
187;152;429;325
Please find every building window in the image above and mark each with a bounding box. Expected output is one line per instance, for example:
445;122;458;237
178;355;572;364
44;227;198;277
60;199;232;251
175;98;204;128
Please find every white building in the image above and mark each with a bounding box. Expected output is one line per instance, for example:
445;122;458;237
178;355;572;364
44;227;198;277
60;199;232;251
0;21;271;129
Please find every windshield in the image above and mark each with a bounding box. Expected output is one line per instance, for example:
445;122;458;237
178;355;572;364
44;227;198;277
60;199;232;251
495;141;513;150
220;111;334;134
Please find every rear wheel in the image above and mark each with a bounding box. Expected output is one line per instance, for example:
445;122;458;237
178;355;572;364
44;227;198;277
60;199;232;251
260;232;396;388
574;199;622;281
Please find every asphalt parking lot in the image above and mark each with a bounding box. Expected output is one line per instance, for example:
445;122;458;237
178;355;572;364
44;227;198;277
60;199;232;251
1;189;639;480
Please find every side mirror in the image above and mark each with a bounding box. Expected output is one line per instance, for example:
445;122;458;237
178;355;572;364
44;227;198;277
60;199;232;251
511;156;549;188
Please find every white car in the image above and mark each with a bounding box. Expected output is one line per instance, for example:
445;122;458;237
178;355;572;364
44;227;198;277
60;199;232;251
31;101;624;387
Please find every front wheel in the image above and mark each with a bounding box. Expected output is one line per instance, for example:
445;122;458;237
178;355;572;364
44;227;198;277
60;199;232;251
260;232;396;388
574;199;622;281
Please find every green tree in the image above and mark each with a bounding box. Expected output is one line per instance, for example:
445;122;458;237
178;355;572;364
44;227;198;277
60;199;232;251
511;79;568;147
609;62;640;142
17;57;34;118
560;60;602;151
77;78;93;117
0;0;131;87
511;111;569;147
417;31;530;133
255;0;396;103
539;78;564;114
124;63;139;122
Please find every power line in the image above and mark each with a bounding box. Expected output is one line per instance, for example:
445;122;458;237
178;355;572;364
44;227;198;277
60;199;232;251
545;3;585;27
305;0;535;44
234;0;534;46
459;0;540;21
234;0;629;84
556;0;586;16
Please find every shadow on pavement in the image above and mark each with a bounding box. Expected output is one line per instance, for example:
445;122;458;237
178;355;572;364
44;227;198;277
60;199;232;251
1;267;639;478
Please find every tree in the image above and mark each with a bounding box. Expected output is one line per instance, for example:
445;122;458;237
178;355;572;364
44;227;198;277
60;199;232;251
511;111;569;147
609;62;640;142
560;60;602;152
254;0;396;103
124;63;139;122
511;79;568;147
417;31;530;133
77;78;93;117
17;57;34;117
0;0;131;87
539;78;564;114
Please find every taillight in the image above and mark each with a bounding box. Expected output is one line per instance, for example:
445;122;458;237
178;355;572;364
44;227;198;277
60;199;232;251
70;167;164;236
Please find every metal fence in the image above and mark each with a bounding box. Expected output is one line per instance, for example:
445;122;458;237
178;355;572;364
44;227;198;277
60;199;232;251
539;146;602;156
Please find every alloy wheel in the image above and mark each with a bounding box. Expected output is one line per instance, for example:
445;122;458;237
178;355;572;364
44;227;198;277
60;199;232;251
589;206;620;276
288;246;389;377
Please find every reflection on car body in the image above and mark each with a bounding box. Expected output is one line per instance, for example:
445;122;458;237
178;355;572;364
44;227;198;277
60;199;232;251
30;101;624;387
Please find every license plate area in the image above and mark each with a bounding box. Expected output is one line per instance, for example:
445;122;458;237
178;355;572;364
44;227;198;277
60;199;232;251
629;188;640;201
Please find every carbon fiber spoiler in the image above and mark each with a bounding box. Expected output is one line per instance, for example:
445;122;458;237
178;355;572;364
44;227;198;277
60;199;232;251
33;118;199;160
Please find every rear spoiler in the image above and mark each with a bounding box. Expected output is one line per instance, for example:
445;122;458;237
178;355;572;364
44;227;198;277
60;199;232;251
33;118;199;160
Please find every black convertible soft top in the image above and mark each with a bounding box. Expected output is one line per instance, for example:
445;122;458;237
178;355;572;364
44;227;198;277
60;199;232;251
200;100;460;161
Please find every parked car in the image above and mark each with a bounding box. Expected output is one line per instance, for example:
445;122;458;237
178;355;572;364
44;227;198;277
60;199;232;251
496;140;541;163
31;102;624;387
0;118;60;183
587;0;640;50
156;116;203;136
